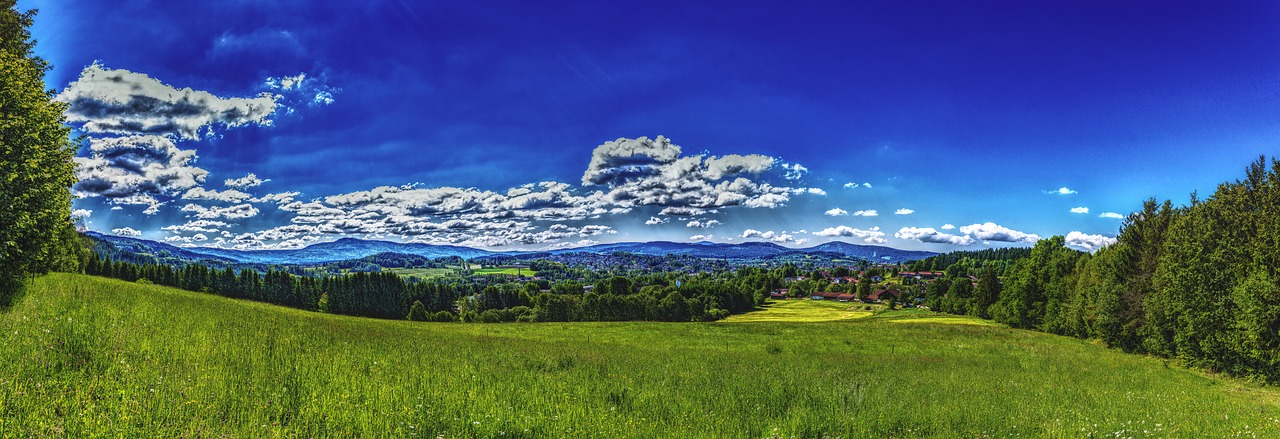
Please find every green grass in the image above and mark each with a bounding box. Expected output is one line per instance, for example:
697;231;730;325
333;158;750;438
720;299;876;323
385;267;456;278
472;267;538;277
3;273;1279;437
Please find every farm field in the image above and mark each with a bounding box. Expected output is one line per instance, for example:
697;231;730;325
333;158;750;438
471;267;538;277
719;298;876;323
2;273;1278;437
384;267;456;278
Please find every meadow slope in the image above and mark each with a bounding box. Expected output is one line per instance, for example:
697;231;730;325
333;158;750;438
1;274;1278;437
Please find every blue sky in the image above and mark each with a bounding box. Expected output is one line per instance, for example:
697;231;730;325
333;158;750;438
23;0;1280;252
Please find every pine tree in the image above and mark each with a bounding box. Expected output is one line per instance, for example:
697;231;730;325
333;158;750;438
0;2;78;305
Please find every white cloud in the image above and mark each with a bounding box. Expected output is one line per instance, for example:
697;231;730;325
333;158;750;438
644;216;668;225
825;207;849;216
182;187;251;203
1065;231;1117;252
853;209;878;217
225;173;269;189
1099;212;1124;219
56;63;277;140
1070;206;1090;214
180;203;260;220
958;222;1041;243
251;191;301;204
686;219;721;229
781;163;808;180
73;135;208;211
894;208;915;215
813;226;887;244
1043;187;1077;195
741;229;807;245
690;234;712;241
894;227;975;246
581;136;814;212
265;73;306;91
111;227;142;237
70;209;92;219
940;224;955;230
161;220;229;234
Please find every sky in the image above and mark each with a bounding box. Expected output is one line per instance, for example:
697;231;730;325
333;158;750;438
21;0;1280;252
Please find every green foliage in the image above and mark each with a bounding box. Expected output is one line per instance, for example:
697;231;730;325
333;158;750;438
925;157;1280;382
406;300;429;321
0;3;78;305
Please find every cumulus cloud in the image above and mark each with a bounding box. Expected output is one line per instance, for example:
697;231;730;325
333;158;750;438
825;207;848;216
111;227;142;237
690;234;712;241
940;224;955;230
686;219;721;229
894;208;915;215
1099;212;1124;219
813;226;887;244
644;216;668;225
1065;231;1117;252
71;209;92;219
250;191;300;204
581;136;684;186
161;220;229;234
180;203;260;220
182;187;251;203
581;136;816;212
853;209;878;217
225;173;269;189
894;227;975;246
56;63;278;140
958;222;1041;243
1043;187;1077;195
843;182;872;189
741;229;808;245
1070;206;1090;214
73;135;208;213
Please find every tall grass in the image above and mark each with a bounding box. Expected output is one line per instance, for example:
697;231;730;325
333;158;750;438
1;273;1277;437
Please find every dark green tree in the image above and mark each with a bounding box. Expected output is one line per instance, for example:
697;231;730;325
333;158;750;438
406;300;429;321
0;3;79;305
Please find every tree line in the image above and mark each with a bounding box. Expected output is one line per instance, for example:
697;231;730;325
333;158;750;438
928;156;1280;382
84;254;778;323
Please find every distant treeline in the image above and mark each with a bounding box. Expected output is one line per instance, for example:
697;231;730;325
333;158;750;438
84;255;776;323
907;247;1031;276
932;156;1280;383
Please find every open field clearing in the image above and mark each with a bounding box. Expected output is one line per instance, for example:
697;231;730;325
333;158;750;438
719;299;876;323
2;274;1278;437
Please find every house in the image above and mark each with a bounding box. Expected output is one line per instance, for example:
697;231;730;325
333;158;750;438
811;291;843;301
866;289;901;303
836;293;855;302
770;291;788;300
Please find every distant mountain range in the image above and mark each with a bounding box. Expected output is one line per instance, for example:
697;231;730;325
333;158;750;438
86;232;936;265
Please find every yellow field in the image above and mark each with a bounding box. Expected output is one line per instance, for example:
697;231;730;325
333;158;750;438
719;299;876;322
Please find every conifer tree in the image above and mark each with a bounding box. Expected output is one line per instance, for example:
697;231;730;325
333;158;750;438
0;2;78;305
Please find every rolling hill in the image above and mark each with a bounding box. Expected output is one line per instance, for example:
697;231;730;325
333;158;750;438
87;232;936;265
4;273;1277;437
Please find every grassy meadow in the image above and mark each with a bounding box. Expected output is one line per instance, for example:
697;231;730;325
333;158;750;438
471;267;538;277
2;274;1279;437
